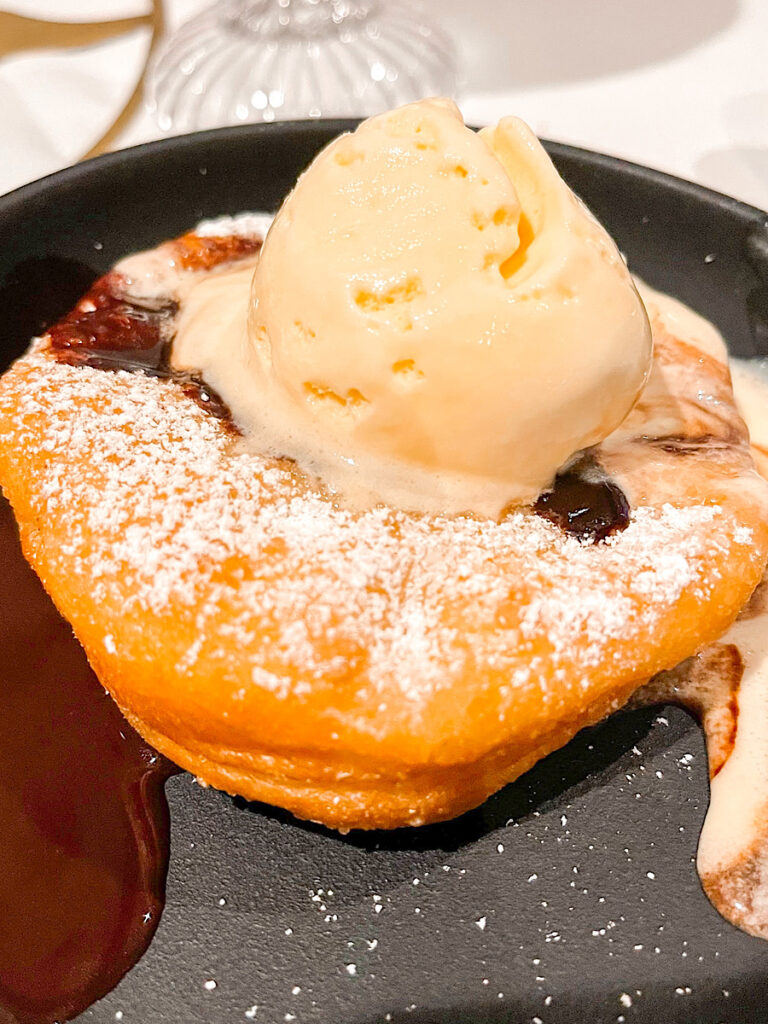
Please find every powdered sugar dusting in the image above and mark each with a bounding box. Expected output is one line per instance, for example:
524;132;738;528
2;347;755;735
2;210;765;764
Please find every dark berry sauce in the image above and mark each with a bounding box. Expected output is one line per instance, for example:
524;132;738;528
47;271;177;368
47;271;234;421
532;453;631;542
0;497;178;1024
47;233;262;422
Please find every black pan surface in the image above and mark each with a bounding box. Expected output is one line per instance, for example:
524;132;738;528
2;122;768;1024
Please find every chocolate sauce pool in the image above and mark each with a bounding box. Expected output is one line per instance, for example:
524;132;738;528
532;454;630;542
0;497;176;1024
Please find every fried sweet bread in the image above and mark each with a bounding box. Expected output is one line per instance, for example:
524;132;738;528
0;230;766;831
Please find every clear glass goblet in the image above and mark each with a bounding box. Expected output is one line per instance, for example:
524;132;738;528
147;0;458;134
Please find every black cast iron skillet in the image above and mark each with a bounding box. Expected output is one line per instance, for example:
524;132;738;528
2;122;768;1024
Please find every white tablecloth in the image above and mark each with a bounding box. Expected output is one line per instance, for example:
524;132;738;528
2;0;767;211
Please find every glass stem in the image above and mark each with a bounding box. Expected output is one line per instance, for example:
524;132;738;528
231;0;377;39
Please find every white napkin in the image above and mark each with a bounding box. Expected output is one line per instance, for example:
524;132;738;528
0;0;175;194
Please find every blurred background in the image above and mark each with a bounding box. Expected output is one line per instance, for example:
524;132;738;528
1;0;766;208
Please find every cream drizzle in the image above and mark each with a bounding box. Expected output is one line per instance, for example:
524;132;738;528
634;356;768;940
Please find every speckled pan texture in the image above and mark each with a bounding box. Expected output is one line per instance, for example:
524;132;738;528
3;122;768;1024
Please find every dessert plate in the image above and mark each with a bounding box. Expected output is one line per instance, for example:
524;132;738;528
2;122;768;1024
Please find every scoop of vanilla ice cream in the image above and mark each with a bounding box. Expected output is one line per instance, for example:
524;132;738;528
206;99;652;515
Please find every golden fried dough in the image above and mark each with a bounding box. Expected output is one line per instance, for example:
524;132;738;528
0;235;765;830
